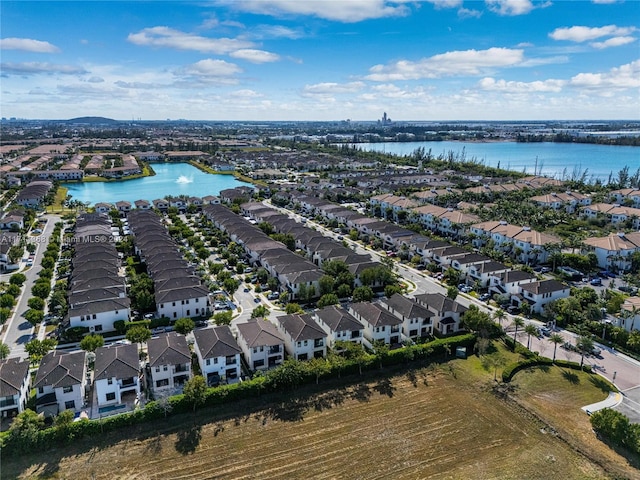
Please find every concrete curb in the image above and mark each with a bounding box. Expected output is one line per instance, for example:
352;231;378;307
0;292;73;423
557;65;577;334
581;391;623;415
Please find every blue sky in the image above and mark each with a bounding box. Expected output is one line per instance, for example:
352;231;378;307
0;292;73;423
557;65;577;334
1;0;639;121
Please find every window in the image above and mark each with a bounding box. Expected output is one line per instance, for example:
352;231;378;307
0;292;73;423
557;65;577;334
115;310;118;315
172;302;176;307
92;314;97;319
156;379;169;388
106;392;116;401
94;325;102;332
63;386;73;394
38;386;44;394
161;304;164;309
107;379;113;385
214;358;218;364
65;400;75;410
195;298;199;303
155;366;160;373
163;365;168;371
253;359;265;369
205;359;210;366
186;310;190;316
303;340;308;346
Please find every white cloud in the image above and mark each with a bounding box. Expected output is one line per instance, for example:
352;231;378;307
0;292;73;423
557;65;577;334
458;8;483;18
229;49;280;63
485;0;536;16
549;25;636;42
366;47;524;81
221;0;412;23
302;81;366;96
87;76;104;83
591;0;618;3
228;89;263;98
0;62;85;75
569;59;640;90
519;55;569;67
114;81;159;89
0;37;60;53
127;26;253;54
590;36;636;49
479;77;565;93
180;59;243;84
253;25;305;39
424;0;463;9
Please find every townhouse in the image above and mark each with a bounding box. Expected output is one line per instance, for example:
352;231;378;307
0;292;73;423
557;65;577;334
582;231;640;272
349;302;403;346
381;293;434;340
313;305;364;347
193;325;242;386
34;351;87;417
0;358;30;418
236;319;286;371
517;279;570;315
146;332;192;396
276;313;328;360
413;293;467;335
94;344;142;410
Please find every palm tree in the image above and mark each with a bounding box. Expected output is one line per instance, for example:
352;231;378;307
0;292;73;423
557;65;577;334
549;333;564;362
494;309;506;328
524;324;538;350
512;317;525;345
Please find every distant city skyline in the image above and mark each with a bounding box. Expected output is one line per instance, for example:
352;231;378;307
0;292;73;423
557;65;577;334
1;0;639;121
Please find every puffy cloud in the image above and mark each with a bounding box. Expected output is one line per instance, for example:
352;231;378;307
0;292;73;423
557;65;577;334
485;0;536;16
590;36;636;49
302;81;366;96
479;77;565;92
87;76;105;83
127;26;253;54
0;62;86;75
220;0;412;23
366;47;524;81
229;49;280;63
180;59;242;84
549;25;636;42
458;8;483;18
569;59;640;89
253;25;305;39
424;0;463;9
0;37;60;53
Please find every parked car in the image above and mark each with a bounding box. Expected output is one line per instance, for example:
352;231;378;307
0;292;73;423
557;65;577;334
590;277;602;286
540;326;551;337
254;297;261;303
507;305;521;315
479;293;492;302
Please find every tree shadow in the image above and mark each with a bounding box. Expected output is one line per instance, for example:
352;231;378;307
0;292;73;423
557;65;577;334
561;370;580;385
373;378;396;398
312;389;347;412
589;375;613;394
350;383;371;403
407;370;418;387
174;424;202;455
145;434;163;455
264;398;307;423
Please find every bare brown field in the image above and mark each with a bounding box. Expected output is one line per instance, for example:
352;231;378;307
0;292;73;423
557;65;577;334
3;362;630;480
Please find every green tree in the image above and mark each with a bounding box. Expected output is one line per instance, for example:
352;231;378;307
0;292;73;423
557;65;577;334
0;307;11;324
446;285;458;300
0;342;10;360
9;273;26;286
306;357;331;384
461;305;493;337
512;317;525;346
7;409;45;448
27;297;45;311
80;334;104;353
183;375;207;412
317;293;339;308
174;317;195;335
266;358;306;390
336;340;368;375
318;275;335;296
524;324;539;350
576;335;594;369
351;286;374;303
25;338;57;363
374;340;390;369
0;294;15;309
285;303;304;314
126;325;151;354
213;310;232;326
251;305;270;318
549;333;564;362
24;309;44;327
481;351;507;381
493;309;506;328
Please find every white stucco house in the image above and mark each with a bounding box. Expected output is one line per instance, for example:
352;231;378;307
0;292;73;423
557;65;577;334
193;325;242;386
236;318;285;371
34;351;87;417
0;358;30;418
146;332;192;397
94;344;141;410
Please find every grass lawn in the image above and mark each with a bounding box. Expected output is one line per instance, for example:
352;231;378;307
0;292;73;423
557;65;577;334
4;352;634;480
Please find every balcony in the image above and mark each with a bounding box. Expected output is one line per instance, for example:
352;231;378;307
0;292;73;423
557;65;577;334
225;356;237;366
174;364;189;373
268;345;281;355
350;331;361;339
313;339;324;348
390;326;400;333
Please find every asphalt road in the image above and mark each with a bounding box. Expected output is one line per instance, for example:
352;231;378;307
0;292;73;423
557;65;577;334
2;213;60;360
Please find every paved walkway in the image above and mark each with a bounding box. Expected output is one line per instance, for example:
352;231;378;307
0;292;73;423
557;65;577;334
581;391;623;415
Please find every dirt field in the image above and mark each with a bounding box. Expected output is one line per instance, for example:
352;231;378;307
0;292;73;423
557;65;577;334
4;360;633;480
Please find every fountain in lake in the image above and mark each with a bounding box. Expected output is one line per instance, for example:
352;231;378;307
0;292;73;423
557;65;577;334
176;175;193;184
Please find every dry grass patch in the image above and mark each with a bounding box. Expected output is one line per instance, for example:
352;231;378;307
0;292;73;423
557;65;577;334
511;365;638;479
5;365;614;480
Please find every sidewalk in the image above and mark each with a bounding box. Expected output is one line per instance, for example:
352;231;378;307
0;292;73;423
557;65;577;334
581;391;623;415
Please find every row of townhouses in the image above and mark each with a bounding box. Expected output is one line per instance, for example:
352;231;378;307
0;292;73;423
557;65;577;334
67;213;130;333
128;210;211;319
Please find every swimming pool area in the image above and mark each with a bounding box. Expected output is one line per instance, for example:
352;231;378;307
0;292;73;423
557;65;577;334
98;404;127;415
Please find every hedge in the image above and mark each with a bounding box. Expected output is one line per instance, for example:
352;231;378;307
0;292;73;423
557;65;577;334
2;333;477;454
502;357;592;382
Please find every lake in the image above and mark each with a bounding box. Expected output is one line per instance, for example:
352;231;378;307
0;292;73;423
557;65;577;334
352;141;639;182
62;162;250;205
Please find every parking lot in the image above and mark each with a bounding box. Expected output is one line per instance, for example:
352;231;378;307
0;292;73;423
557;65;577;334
614;385;640;424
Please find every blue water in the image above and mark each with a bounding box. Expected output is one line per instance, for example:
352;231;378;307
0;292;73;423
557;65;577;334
62;163;250;205
353;141;639;182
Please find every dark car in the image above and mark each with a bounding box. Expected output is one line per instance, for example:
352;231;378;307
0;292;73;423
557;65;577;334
507;305;521;315
479;293;492;302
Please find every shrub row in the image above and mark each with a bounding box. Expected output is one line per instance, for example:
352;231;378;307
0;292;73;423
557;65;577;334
1;333;476;453
502;356;592;382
